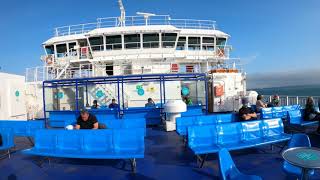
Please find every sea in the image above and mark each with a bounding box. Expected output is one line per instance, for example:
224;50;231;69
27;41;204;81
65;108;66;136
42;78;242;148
250;84;320;97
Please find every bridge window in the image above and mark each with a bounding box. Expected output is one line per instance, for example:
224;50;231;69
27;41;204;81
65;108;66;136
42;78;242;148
68;42;77;56
89;36;103;51
188;37;200;50
176;37;186;50
216;37;227;47
143;34;159;48
106;35;122;50
56;44;67;58
202;37;215;51
162;33;177;48
45;45;54;55
124;34;141;49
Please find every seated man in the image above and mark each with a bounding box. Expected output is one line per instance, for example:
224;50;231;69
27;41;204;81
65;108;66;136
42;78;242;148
75;109;99;129
145;98;155;107
239;97;257;121
108;99;119;109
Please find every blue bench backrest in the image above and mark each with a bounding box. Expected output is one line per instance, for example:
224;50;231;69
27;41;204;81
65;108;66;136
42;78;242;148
216;114;234;124
287;110;303;125
176;114;234;136
292;104;301;110
176;117;196;135
113;128;145;152
181;108;204;117
0;120;45;137
34;129;144;153
121;118;146;129
262;118;283;137
49;111;78;127
217;123;242;145
261;108;273;119
194;116;216;125
188;125;217;148
0;128;14;150
241;121;263;142
272;107;285;118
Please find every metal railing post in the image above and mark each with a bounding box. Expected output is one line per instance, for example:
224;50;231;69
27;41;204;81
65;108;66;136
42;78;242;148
286;96;289;106
296;96;299;105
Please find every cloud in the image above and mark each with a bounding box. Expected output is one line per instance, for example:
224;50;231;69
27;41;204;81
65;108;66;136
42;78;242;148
247;69;320;89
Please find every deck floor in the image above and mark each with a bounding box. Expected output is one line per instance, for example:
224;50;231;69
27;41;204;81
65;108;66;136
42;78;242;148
1;126;320;180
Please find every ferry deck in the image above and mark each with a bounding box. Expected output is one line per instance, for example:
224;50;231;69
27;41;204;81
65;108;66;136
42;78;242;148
1;124;320;180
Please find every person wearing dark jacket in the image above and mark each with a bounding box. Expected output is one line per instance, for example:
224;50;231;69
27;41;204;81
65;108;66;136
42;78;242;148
304;97;320;133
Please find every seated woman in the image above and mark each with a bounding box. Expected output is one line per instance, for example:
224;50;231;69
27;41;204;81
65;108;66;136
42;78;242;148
304;97;320;133
256;94;267;112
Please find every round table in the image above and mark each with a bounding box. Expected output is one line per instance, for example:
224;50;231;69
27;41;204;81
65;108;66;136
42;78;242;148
282;147;320;180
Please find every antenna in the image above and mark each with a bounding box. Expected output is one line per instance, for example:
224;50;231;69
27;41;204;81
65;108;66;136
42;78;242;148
136;12;156;25
118;0;126;26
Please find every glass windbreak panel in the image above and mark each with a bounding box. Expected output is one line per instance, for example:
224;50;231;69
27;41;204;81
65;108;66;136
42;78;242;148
124;34;141;49
202;37;215;51
188;37;201;50
181;81;206;107
89;36;103;51
162;33;177;48
45;86;76;111
45;45;54;55
56;44;67;58
123;82;161;108
106;35;122;50
176;37;186;50
143;34;159;48
87;84;118;109
68;42;77;56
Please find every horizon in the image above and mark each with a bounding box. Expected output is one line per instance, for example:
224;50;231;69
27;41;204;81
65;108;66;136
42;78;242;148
0;0;319;87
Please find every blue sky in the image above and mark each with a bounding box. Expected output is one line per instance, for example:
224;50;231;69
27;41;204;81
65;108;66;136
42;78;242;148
0;0;319;78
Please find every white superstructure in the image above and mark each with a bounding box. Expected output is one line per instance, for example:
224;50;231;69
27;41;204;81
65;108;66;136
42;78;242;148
25;1;246;117
0;73;27;120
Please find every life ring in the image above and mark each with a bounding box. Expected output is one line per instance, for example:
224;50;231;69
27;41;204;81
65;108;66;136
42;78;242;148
45;55;53;64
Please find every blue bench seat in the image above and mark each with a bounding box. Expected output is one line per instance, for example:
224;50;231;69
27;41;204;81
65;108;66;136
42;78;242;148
188;118;291;155
23;128;144;172
0;120;45;137
176;114;234;136
0;128;14;151
288;110;318;126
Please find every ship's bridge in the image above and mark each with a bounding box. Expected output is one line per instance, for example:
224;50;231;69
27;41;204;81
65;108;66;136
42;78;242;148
28;15;237;82
43;15;230;62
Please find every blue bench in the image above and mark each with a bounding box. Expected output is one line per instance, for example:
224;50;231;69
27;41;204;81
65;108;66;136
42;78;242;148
23;128;145;172
176;114;234;136
49;111;79;127
261;106;301;119
49;110;119;128
272;107;286;118
188;118;291;155
181;108;204;117
288;110;318;126
261;108;273;119
0;120;45;137
122;107;161;125
0;128;14;158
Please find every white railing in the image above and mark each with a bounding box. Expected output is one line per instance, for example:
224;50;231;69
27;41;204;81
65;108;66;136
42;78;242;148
259;95;320;108
54;15;216;37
